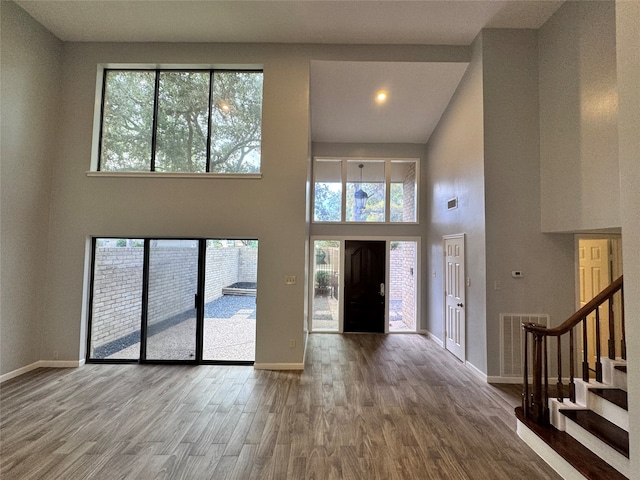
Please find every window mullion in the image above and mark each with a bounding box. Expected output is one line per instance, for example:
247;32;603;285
96;69;109;171
385;159;391;222
140;239;150;362
341;159;347;222
150;70;160;172
206;71;214;173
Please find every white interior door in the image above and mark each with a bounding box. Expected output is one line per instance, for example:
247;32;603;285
579;238;611;370
444;235;465;362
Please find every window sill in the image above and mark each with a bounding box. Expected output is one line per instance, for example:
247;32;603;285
311;221;419;225
86;171;262;179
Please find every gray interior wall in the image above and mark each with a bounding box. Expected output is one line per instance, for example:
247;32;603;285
424;35;487;369
616;1;640;474
539;1;619;233
0;2;63;375
42;42;311;366
481;29;575;377
14;37;467;369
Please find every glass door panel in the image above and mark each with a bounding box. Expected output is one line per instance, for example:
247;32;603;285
145;240;199;360
89;238;144;360
389;241;418;332
202;240;257;362
311;240;340;331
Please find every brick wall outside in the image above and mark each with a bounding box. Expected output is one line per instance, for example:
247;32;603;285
238;248;258;283
204;247;258;302
389;241;417;329
403;162;416;222
91;247;144;349
91;245;257;349
389;248;403;301
400;241;417;329
147;246;199;326
204;247;239;303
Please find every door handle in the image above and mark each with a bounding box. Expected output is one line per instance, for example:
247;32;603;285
457;302;464;307
379;283;385;297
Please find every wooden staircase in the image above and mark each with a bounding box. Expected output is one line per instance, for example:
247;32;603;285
516;276;629;479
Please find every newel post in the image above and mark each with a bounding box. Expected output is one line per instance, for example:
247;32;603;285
531;330;547;424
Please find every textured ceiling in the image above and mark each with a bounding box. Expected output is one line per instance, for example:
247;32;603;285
16;1;563;45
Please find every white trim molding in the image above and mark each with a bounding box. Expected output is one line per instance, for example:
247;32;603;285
487;375;525;384
253;363;305;371
464;361;488;382
422;329;444;348
0;359;84;383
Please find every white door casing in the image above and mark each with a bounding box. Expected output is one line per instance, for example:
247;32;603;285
444;235;465;362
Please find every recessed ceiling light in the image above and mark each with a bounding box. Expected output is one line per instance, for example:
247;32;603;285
376;91;387;103
220;102;231;112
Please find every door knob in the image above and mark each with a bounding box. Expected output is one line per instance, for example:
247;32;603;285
457;303;464;307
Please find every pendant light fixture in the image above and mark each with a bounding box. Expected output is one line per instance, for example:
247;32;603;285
354;163;369;212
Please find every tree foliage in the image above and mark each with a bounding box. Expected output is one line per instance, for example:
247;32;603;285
314;183;341;221
100;70;263;173
101;71;155;171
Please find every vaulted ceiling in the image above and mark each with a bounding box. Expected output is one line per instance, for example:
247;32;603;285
16;0;563;144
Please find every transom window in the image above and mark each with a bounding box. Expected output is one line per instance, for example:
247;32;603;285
98;69;263;174
313;158;418;223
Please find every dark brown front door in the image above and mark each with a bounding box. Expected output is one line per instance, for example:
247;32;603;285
344;240;385;333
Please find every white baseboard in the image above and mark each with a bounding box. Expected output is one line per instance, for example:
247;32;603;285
0;359;84;383
39;359;85;368
465;361;488;382
0;361;41;383
422;329;444;347
487;376;524;384
487;375;574;385
253;363;305;371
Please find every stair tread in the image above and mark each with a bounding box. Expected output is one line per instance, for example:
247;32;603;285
590;387;628;410
516;407;627;480
614;365;627;373
560;409;629;458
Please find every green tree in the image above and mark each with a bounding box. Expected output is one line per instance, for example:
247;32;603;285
210;72;263;173
314;183;341;221
346;182;385;222
100;70;263;173
155;71;209;172
101;71;155;171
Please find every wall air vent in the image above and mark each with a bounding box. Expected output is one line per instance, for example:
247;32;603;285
447;197;458;210
500;313;549;378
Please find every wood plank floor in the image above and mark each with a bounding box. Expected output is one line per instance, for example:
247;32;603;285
0;334;561;479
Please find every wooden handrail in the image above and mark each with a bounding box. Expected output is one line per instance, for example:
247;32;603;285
521;275;625;425
525;275;623;337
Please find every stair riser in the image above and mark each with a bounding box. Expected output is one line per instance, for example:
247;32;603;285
548;398;582;431
602;358;627;391
588;393;628;431
564;418;629;478
611;369;627;391
516;421;590;480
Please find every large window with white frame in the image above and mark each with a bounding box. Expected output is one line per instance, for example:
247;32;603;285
313;158;418;223
97;69;263;174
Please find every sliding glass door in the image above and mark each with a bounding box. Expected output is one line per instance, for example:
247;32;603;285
145;240;199;361
202;240;257;362
87;238;257;364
